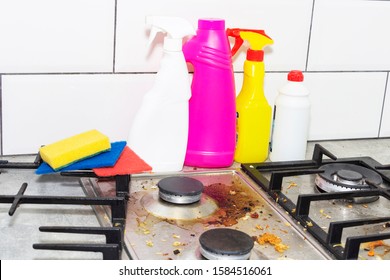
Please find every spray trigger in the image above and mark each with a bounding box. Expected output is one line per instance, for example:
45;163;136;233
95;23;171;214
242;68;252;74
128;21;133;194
147;26;163;49
227;28;273;58
227;28;244;56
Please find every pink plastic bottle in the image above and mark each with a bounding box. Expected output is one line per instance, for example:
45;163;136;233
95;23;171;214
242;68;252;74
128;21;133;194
183;18;236;167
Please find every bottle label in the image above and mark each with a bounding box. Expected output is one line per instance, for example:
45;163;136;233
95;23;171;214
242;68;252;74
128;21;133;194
269;105;276;152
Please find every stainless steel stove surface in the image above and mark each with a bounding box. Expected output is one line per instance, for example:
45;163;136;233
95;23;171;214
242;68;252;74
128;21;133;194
83;170;332;260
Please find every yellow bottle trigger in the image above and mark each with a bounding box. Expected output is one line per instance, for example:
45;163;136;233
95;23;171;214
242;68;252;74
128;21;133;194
240;31;273;52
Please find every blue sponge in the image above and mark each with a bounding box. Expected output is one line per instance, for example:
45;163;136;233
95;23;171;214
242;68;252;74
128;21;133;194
36;141;126;175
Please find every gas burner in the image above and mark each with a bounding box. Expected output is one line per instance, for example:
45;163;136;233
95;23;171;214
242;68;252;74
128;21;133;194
315;163;382;203
199;228;254;260
157;176;204;204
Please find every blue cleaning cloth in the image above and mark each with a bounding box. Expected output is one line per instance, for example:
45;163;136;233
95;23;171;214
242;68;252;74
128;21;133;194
36;141;127;175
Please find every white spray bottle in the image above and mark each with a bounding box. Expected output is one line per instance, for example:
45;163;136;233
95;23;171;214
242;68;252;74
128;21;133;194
127;16;196;172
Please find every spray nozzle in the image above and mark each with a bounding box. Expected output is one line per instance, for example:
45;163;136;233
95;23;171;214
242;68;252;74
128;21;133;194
146;16;196;52
227;28;273;61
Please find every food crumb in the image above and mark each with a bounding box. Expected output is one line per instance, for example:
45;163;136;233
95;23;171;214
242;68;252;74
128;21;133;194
287;182;297;189
173;241;184;247
363;240;387;257
256;232;289;253
319;209;332;219
242;214;250;221
250;212;259;219
256;225;264;230
146;240;154;247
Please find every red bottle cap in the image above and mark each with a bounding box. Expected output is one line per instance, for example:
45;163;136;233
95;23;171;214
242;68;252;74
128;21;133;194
288;70;304;82
247;49;264;61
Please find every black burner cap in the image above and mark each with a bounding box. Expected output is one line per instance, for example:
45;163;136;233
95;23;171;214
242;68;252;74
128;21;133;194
157;176;204;196
199;228;254;256
336;169;363;181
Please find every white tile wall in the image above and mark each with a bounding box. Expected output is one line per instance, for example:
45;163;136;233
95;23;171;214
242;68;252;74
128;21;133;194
0;0;390;155
2;74;153;154
308;0;390;71
115;0;313;72
305;72;387;140
0;0;115;73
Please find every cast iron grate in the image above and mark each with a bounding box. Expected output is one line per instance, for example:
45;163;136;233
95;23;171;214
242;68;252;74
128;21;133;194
241;144;390;260
0;153;131;259
33;226;123;260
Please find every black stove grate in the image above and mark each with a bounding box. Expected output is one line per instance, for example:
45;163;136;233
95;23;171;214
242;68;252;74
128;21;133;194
0;155;132;260
33;226;123;260
241;144;390;260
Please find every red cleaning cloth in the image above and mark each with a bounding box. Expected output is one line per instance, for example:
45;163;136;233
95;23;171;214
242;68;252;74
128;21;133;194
93;146;152;177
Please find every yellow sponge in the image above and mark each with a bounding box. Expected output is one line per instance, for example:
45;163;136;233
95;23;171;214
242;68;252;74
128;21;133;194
39;129;111;170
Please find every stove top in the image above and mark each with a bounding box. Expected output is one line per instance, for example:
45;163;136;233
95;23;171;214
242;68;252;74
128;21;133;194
241;144;390;260
1;142;389;260
83;169;331;260
0;167;105;259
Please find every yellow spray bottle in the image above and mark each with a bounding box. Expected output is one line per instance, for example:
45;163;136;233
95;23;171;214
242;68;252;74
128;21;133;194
227;28;273;163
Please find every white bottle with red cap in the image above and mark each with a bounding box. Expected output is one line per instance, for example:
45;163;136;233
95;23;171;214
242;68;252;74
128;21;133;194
269;70;311;162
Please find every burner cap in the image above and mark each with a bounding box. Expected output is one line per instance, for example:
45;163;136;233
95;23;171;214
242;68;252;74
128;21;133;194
158;176;204;204
336;169;363;183
199;228;254;260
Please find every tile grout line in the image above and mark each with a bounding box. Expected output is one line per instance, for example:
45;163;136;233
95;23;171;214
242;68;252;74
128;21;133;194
0;70;389;76
0;74;2;156
305;0;316;72
378;72;389;138
0;72;152;76
112;0;118;73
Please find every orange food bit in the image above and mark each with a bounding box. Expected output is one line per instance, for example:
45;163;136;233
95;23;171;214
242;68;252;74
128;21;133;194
256;232;289;253
365;240;385;257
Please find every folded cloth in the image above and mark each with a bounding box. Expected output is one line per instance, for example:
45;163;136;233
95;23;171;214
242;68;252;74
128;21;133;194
93;146;152;177
36;141;127;175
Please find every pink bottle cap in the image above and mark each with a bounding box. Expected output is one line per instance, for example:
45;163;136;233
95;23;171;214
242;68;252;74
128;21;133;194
198;19;225;30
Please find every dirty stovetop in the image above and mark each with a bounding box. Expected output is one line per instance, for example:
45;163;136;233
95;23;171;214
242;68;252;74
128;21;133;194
82;169;333;260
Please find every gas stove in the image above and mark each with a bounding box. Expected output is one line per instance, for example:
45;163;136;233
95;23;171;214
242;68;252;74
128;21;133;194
1;142;389;260
241;144;390;260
